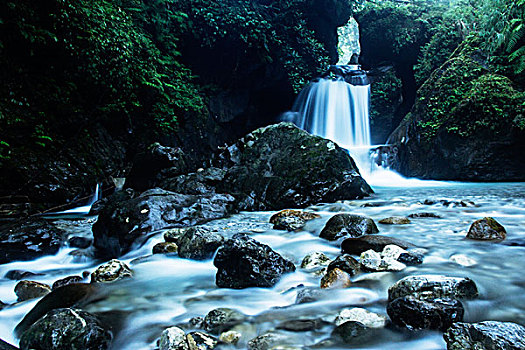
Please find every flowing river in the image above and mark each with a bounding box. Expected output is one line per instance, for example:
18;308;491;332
1;182;524;349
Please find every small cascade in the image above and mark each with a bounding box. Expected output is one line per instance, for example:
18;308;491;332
54;183;101;215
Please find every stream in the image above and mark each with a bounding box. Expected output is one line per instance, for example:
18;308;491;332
1;182;524;349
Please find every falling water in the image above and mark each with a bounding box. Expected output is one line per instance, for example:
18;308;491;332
289;68;448;187
54;183;101;215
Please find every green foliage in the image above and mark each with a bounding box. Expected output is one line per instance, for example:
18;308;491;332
370;70;402;124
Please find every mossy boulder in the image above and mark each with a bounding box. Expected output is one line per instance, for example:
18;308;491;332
387;40;525;180
467;217;506;241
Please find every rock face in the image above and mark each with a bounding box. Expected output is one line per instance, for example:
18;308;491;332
92;188;235;259
467;217;506;241
15;281;51;302
270;209;320;231
387;296;464;331
0;218;66;264
320;214;379;241
177;227;224;260
388;275;478;301
385;41;525;181
444;321;525;350
341;235;415;255
214;233;295;288
217;123;373;210
91;260;133;283
19;308;112;350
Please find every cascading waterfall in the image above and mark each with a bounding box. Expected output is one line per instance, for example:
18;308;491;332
288;66;447;187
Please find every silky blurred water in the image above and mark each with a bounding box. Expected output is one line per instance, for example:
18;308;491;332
0;183;524;349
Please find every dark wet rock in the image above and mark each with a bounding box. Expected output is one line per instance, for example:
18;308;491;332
187;332;218;350
388;275;479;301
19;308;112;350
277;318;325;332
178;227;224;260
15;280;51;302
335;308;387;328
0;338;18;350
341;235;415;255
422;199;476;207
214;233;295;289
320;268;352;289
202;308;246;334
68;236;92;249
295;287;323;304
327;254;360;276
331;321;371;344
153;242;179;255
359;250;406;272
378;217;411;225
408;212;441;219
91;259;133;283
217;123;373;210
0;301;6;311
4;270;44;281
52;276;83;290
444;321;525;350
159;167;227;197
0;218;66;264
320;214;379;241
93;188;235;259
164;228;188;244
125;143;188;192
467;217;506;241
387;296;464;331
159;326;187;350
270;209;320;231
300;252;331;272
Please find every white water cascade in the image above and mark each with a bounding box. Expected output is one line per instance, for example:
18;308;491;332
289;69;447;187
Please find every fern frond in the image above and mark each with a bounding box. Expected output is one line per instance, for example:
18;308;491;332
507;23;525;51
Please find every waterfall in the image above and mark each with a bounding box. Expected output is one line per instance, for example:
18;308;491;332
288;66;448;187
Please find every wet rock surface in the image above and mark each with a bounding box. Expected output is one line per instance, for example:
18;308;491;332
388;275;479;301
153;242;179;255
327;254;360;276
334;308;387;328
331;321;372;344
177;227;224;260
92;189;235;259
159;326;187;350
202;308;246;334
320;268;352;289
444;321;525;350
320;214;379;241
467;217;506;241
270;209;320;231
14;281;51;302
387;296;464;331
214;233;295;288
378;216;411;225
51;276;84;290
342;235;416;255
359;250;406;272
19;308;112;350
91;259;133;283
0;218;66;264
276;318;325;332
300;252;331;272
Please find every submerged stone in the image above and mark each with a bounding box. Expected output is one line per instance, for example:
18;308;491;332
467;217;506;241
177;227;224;260
378;217;411;225
334;308;387;328
52;275;84;290
15;280;51;302
202;308;246;334
320;268;352;289
270;209;320;231
444;321;525;350
320;214;379;241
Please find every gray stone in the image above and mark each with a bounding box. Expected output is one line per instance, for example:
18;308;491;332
202;308;245;334
378;217;411;225
276;319;324;332
270;210;320;231
178;227;224;260
159;326;188;350
388;275;479;301
300;252;331;271
331;321;371;344
444;321;525;350
52;276;83;290
320;214;378;241
248;332;291;350
91;259;133;283
334;308;387;328
359;250;406;272
467;217;506;241
327;254;360;276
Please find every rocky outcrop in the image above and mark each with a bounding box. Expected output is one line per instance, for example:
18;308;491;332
386;41;525;181
320;214;378;241
213;233;295;288
92;188;235;259
444;321;525;350
19;308;112;350
216;123;372;210
0;218;66;264
467;217;506;241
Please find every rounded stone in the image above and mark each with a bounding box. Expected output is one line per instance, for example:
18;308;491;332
327;254;360;276
202;308;246;334
388;275;479;301
300;252;331;271
91;259;133;283
378;217;411;225
320;268;352;289
52;275;84;290
467;217;506;241
334;308;387;328
270;210;320;231
320;214;378;241
449;254;477;267
331;321;371;344
360;250;406;272
219;331;241;345
153;242;179;255
177;227;224;260
159;326;187;350
14;280;51;302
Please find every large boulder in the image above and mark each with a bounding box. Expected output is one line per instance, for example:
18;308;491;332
0;218;66;264
213;233;295;288
444;321;525;350
388;275;478;301
19;308;112;350
93;188;235;259
467;217;506;241
320;214;378;241
341;235;415;255
216;123;372;210
385;40;525;181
